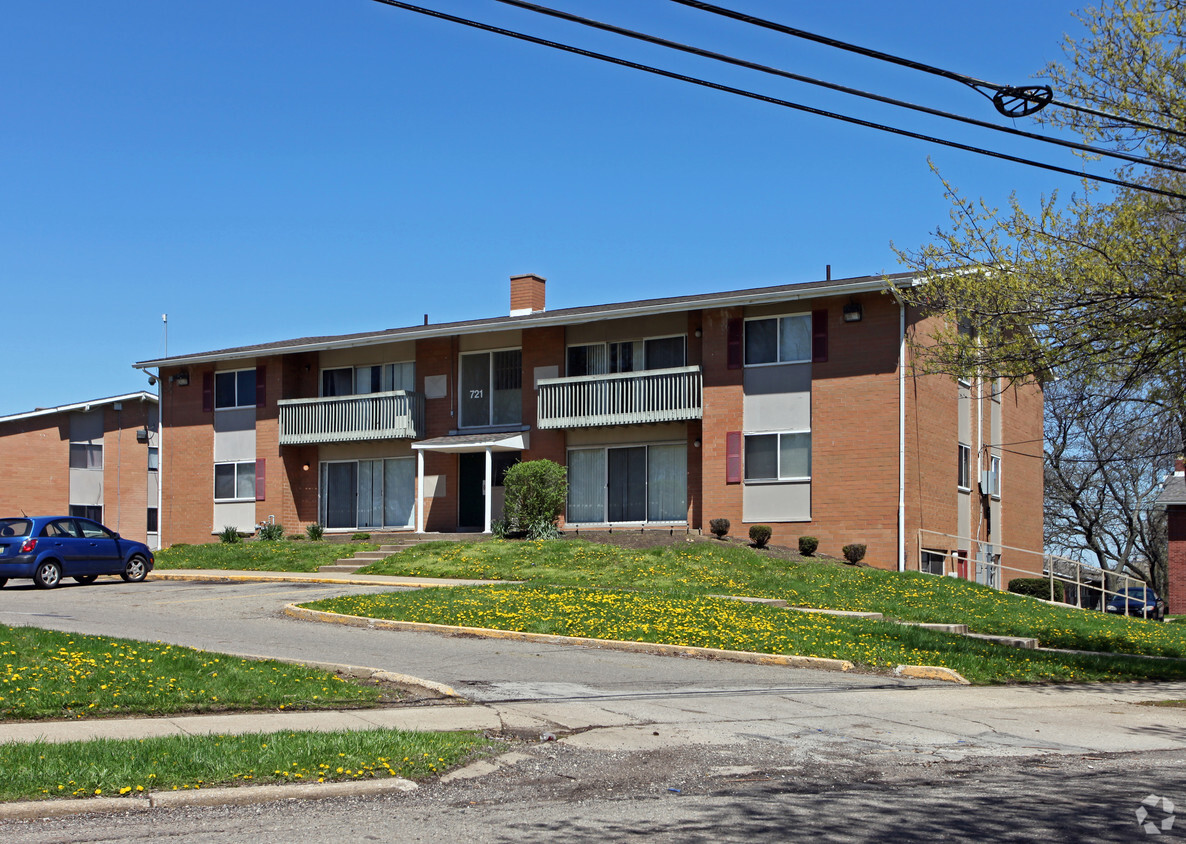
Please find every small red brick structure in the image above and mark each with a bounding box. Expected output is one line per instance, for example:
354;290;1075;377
1157;457;1186;615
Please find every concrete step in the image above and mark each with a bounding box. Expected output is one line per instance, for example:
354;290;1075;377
347;552;392;561
964;632;1040;649
899;622;971;635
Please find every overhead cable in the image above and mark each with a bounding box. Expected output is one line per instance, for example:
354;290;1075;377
667;0;1186;138
492;0;1186;176
370;1;1186;200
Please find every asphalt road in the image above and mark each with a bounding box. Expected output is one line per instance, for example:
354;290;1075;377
3;577;1186;842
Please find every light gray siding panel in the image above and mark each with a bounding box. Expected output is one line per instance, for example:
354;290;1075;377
69;468;104;507
69;410;104;444
743;482;811;522
213;501;256;533
214;409;256;462
566;312;686;345
743;363;811;433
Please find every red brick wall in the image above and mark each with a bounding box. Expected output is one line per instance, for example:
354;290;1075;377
521;325;567;523
0;416;71;515
1169;507;1186;615
700;306;744;531
417;336;457;531
101;400;154;543
998;379;1044;574
160;366;216;545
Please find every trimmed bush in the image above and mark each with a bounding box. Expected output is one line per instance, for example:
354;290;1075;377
351;532;371;541
749;525;772;548
503;459;568;540
306;523;325;541
798;536;819;557
1008;577;1065;602
842;543;867;565
257;522;285;542
709;518;730;539
218;526;241;544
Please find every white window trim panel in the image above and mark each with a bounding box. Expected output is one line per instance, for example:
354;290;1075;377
214;460;256;503
743;312;812;367
742;430;813;483
215;368;257;411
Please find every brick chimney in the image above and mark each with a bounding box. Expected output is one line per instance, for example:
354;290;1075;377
1175;456;1185;477
509;273;546;316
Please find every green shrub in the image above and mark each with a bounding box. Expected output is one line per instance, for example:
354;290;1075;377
842;543;867;565
352;532;371;542
709;518;730;539
502;459;567;538
306;523;325;541
218;526;242;544
749;525;772;548
257;522;285;542
1008;577;1065;602
286;534;305;541
798;536;819;556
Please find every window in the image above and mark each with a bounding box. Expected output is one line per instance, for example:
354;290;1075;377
148;447;159;471
322;362;416;397
744;314;811;365
147;507;159;533
215;369;256;409
958;444;971;490
69;443;102;469
743;432;812;480
492;452;520;487
988;454;1001;497
567;336;685;377
215;461;256;501
921;549;947;576
566;444;687;524
460;350;521;427
68;505;103;523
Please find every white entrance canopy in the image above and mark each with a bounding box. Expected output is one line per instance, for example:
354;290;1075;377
411;432;530;533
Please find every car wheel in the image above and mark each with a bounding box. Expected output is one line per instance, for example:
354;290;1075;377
0;578;7;588
73;575;99;585
34;561;62;589
121;554;148;583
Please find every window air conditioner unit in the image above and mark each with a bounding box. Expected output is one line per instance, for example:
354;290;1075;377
980;470;997;495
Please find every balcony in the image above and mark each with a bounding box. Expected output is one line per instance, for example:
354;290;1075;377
278;391;425;445
536;365;702;429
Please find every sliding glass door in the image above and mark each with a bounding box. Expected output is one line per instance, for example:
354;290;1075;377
320;458;415;530
567;443;687;524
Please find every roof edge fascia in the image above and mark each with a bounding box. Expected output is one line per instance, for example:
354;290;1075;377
0;391;158;425
135;275;919;370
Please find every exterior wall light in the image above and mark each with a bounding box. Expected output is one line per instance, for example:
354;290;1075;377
843;302;863;323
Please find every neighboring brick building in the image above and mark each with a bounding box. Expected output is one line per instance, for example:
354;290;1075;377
1156;458;1186;614
0;392;160;547
134;273;1044;578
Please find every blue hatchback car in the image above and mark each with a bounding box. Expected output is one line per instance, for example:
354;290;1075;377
1105;586;1166;620
0;516;154;589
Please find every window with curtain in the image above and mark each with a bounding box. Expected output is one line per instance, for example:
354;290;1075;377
745;314;812;365
744;432;812;480
566;449;606;524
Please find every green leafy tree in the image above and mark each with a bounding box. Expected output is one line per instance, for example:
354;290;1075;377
502;459;568;539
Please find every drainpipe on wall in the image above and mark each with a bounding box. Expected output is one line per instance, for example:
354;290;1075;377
898;302;906;573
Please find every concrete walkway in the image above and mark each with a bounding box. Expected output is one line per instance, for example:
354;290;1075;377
149;569;508;588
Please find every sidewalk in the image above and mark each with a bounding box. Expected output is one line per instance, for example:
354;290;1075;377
149;569;508;588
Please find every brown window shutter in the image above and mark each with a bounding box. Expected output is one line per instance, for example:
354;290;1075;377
256;365;266;408
812;309;828;363
202;372;213;412
255;459;266;501
727;319;743;369
726;431;742;484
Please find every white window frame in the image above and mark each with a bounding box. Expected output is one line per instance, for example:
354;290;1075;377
69;442;103;470
458;347;522;429
957;443;972;491
214;461;256;503
565;441;688;525
148;446;159;472
742;430;812;482
214;368;256;410
743;313;812;367
989;454;1002;498
565;334;687;377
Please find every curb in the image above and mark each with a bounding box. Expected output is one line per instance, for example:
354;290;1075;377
284;604;856;674
148;572;502;589
0;778;418;821
894;664;971;684
221;651;461;699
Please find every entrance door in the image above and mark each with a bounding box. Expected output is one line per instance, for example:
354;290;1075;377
607;446;647;522
458;452;486;530
322;462;358;529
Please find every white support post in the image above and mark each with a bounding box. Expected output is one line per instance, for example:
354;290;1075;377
416;450;425;534
483;447;493;534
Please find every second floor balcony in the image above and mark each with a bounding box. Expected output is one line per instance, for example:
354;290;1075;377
536;365;703;430
278;391;425;445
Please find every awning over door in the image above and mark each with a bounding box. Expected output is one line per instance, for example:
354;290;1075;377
411;431;530;533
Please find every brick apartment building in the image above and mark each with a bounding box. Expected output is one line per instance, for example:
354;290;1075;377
1157;458;1186;613
0;392;160;548
134;272;1044;576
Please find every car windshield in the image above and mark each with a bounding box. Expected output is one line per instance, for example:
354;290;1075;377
0;518;33;538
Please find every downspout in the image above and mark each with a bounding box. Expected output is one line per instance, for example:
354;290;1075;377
898;302;906;572
157;372;163;549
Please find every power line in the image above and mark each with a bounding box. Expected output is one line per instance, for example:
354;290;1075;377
667;0;1186;139
370;1;1186;200
492;0;1186;176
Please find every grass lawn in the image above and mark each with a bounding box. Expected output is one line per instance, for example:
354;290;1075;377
0;625;386;720
154;540;379;572
304;584;1186;685
342;539;1186;676
0;728;495;802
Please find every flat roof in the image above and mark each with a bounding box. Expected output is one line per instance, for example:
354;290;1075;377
0;391;157;425
135;271;918;369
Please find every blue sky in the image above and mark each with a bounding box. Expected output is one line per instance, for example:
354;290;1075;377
1;1;1095;416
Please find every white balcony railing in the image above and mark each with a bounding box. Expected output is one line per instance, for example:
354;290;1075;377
537;365;702;429
278;391;425;445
